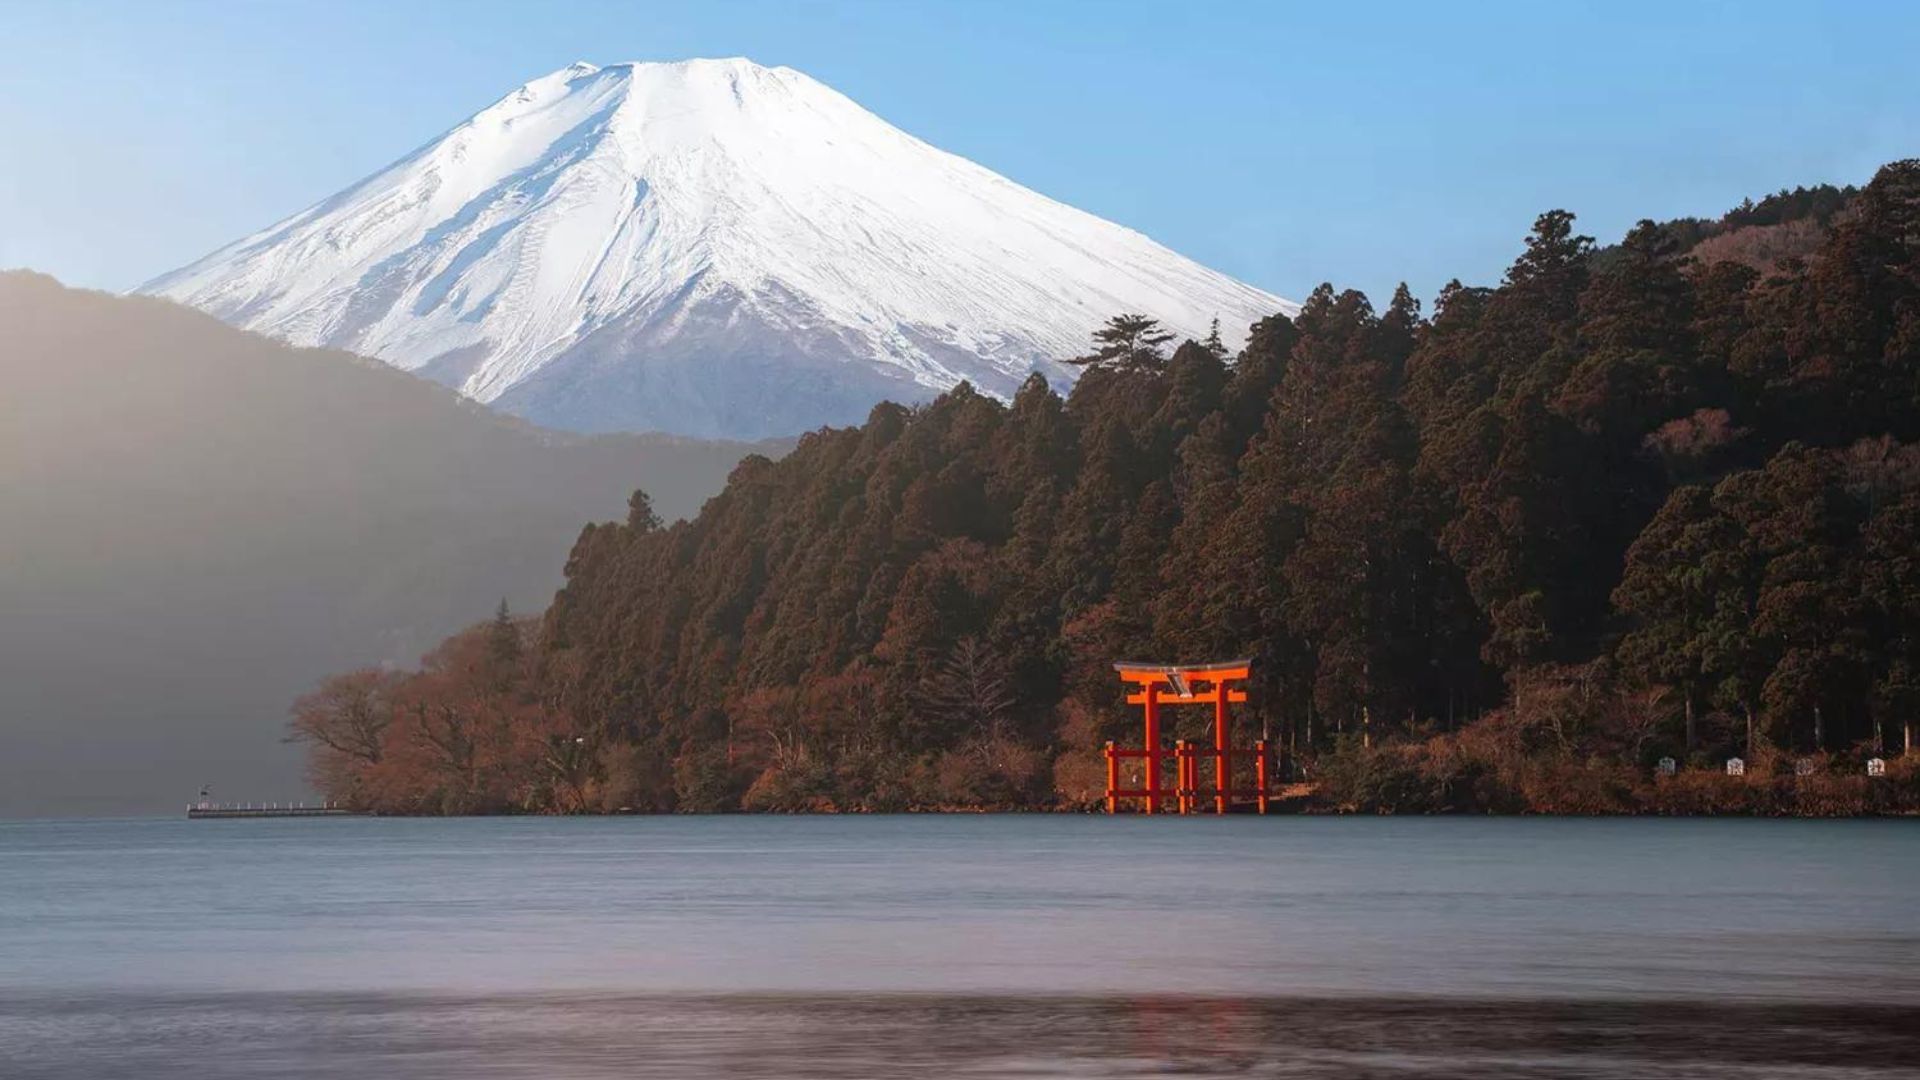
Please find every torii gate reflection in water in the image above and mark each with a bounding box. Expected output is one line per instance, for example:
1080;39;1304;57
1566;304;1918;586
1104;660;1270;814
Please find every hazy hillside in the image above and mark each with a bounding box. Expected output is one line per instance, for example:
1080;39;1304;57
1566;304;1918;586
0;273;776;815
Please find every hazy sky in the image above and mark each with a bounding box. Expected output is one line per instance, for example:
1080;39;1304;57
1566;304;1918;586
3;0;1917;307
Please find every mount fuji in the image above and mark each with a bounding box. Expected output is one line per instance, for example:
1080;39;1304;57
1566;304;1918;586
143;59;1292;439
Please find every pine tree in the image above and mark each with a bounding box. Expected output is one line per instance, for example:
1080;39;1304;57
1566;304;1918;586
488;598;520;671
1613;486;1752;753
626;489;662;531
1068;314;1176;372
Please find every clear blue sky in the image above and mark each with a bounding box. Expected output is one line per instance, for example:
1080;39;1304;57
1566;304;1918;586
2;0;1916;308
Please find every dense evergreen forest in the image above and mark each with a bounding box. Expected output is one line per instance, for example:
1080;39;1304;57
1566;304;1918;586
294;162;1920;815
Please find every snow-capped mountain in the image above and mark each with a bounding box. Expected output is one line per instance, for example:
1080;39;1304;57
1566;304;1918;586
143;59;1292;439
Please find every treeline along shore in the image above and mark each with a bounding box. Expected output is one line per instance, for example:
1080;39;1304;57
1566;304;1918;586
292;162;1920;815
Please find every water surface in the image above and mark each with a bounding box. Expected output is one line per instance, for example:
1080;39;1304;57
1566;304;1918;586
2;816;1915;1077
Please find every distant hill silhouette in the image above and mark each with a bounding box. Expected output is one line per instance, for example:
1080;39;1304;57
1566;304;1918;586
0;273;780;815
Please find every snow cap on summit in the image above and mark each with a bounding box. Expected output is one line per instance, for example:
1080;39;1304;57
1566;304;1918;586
143;59;1292;439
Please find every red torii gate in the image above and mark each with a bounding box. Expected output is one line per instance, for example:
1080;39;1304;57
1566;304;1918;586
1104;660;1270;814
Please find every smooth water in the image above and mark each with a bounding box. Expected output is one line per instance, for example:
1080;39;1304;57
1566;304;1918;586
2;816;1916;1077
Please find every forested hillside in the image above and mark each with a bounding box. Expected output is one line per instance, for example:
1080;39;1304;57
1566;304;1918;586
296;162;1920;814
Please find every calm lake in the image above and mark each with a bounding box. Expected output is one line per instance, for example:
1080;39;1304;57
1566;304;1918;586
2;816;1916;1078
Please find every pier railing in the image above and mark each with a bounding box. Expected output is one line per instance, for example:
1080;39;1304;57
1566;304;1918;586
186;801;362;819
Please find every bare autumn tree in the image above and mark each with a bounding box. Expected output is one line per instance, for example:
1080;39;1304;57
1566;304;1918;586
538;728;599;814
368;616;547;813
914;637;1017;742
287;668;404;802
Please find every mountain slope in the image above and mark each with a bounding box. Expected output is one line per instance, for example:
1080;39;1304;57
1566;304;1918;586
0;273;773;815
142;58;1292;438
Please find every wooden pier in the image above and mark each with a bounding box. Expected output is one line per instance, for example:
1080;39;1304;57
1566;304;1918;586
187;802;364;819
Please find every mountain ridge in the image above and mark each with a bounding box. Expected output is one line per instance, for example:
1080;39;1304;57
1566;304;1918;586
142;58;1292;438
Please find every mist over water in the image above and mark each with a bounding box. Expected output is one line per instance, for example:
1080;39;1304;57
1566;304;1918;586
3;817;1916;1077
